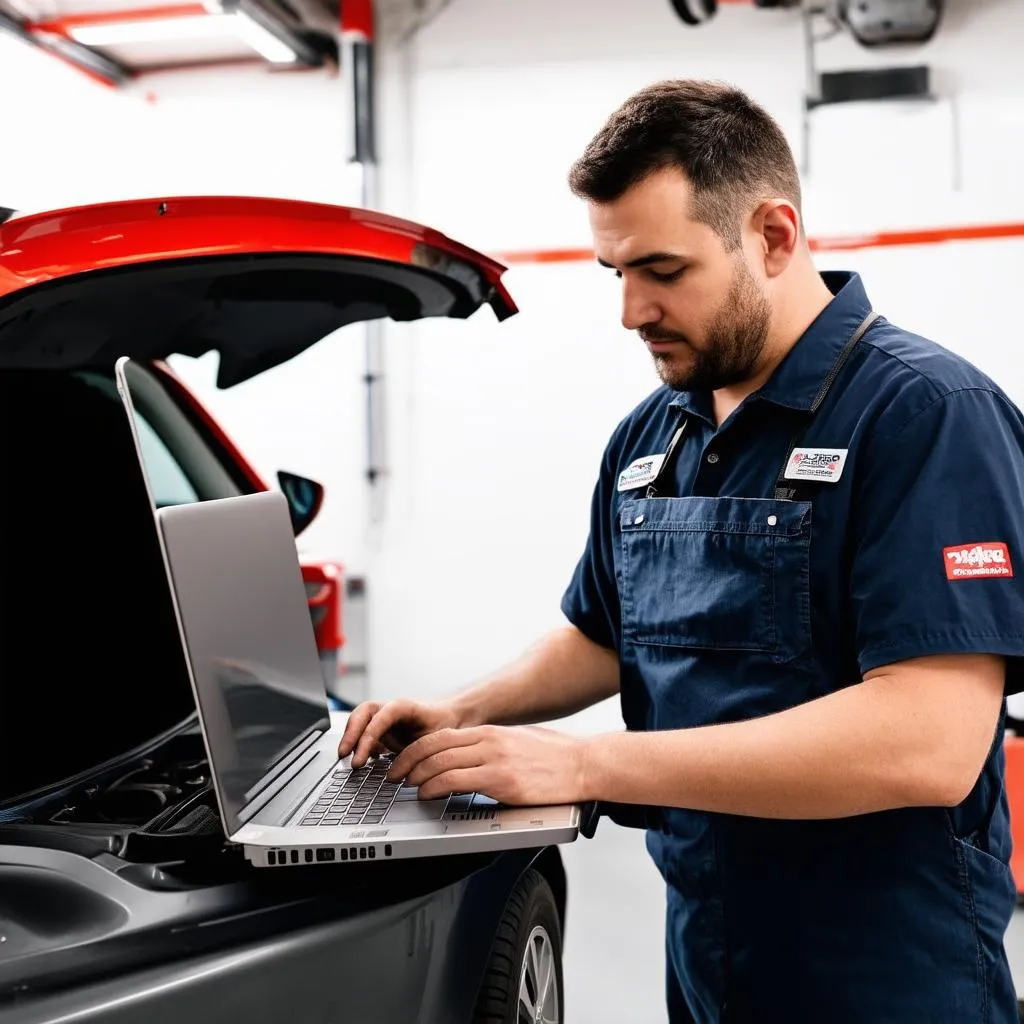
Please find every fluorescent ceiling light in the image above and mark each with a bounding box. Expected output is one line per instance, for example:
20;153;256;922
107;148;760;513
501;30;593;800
68;11;298;64
234;13;297;63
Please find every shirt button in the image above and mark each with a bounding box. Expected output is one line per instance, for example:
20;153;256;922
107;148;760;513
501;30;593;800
767;515;778;527
634;514;645;525
706;453;719;465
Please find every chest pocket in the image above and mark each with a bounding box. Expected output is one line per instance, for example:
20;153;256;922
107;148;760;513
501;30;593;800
619;495;812;660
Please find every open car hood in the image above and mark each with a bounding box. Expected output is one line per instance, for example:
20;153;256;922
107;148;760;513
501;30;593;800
0;196;518;387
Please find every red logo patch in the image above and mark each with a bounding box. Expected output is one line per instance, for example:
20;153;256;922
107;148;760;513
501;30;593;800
943;542;1014;580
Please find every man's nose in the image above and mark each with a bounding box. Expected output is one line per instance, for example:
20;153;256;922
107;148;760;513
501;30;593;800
621;279;660;332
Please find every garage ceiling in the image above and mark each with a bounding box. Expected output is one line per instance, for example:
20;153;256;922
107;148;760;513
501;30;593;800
0;0;450;82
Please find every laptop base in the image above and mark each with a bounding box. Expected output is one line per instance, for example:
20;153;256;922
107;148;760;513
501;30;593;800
245;814;581;868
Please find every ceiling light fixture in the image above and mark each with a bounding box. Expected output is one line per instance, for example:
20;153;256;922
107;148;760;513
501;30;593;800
67;10;298;64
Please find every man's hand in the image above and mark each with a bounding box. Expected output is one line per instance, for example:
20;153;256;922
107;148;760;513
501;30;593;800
385;724;591;806
338;700;461;768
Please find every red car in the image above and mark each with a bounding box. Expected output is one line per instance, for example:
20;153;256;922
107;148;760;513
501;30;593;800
0;194;517;783
0;197;569;1024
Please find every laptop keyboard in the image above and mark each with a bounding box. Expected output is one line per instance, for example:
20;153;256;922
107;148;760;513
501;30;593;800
298;754;500;828
300;756;404;827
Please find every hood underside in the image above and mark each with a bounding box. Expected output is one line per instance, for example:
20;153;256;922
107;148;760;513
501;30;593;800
0;197;517;387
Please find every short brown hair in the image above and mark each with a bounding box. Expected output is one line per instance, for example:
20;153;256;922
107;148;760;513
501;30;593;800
568;80;801;250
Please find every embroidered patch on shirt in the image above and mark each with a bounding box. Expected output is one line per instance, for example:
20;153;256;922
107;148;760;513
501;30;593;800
944;542;1014;580
617;453;667;492
783;448;848;483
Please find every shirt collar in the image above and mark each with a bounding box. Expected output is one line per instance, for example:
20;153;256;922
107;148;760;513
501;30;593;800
668;270;874;419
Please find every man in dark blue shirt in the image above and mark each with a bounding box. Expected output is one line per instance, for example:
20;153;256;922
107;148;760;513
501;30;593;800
340;80;1024;1022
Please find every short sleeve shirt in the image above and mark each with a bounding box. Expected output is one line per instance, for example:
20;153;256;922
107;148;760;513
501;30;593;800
561;271;1024;705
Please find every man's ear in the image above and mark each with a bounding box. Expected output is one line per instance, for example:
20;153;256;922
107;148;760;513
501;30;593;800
751;200;800;279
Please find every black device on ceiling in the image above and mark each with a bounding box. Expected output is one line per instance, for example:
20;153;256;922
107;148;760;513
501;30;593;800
669;0;799;27
668;0;944;47
669;0;716;26
838;0;944;46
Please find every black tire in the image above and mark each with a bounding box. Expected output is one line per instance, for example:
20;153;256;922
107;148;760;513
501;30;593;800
669;0;718;27
472;867;564;1024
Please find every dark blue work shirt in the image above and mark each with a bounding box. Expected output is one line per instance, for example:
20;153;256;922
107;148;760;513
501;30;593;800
562;271;1024;1023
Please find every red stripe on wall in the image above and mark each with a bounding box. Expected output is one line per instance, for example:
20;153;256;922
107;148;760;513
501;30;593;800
808;222;1024;253
494;221;1024;265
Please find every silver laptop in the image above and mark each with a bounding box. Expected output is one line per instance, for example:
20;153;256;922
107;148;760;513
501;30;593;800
113;356;581;868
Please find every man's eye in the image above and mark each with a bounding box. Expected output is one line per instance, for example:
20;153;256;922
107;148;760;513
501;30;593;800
610;267;684;282
649;268;685;283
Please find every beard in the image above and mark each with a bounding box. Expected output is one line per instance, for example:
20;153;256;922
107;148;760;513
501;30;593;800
646;259;772;392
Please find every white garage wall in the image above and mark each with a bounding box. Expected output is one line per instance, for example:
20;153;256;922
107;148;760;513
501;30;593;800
3;0;1024;713
0;52;358;210
384;0;1024;244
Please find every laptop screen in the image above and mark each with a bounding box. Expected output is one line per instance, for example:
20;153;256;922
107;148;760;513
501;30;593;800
116;359;330;833
155;492;332;832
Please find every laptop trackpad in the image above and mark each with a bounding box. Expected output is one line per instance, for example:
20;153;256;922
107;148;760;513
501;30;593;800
384;799;449;823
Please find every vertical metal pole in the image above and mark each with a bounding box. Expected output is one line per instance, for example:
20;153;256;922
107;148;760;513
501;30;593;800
342;0;387;526
338;0;379;708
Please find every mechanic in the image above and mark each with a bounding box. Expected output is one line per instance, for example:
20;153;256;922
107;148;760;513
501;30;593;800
339;79;1024;1023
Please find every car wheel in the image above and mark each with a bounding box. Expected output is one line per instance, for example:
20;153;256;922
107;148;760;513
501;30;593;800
472;867;564;1024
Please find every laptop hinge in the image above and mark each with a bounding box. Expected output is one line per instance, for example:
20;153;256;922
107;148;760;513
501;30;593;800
235;727;326;826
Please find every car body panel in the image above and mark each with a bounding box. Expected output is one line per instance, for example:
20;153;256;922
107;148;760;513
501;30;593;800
0;197;514;300
0;196;517;387
0;836;543;1024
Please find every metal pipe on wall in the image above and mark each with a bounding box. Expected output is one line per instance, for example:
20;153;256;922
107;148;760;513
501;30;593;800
333;0;379;708
341;0;387;527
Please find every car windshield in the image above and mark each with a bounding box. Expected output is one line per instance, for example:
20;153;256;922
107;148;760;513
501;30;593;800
0;365;238;806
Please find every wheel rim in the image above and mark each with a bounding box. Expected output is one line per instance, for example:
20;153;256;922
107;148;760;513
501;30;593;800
517;924;559;1024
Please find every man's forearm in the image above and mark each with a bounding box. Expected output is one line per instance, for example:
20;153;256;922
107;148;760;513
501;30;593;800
582;657;1004;819
446;625;620;728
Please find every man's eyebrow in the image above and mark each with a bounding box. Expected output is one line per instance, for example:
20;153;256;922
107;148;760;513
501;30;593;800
596;252;686;269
